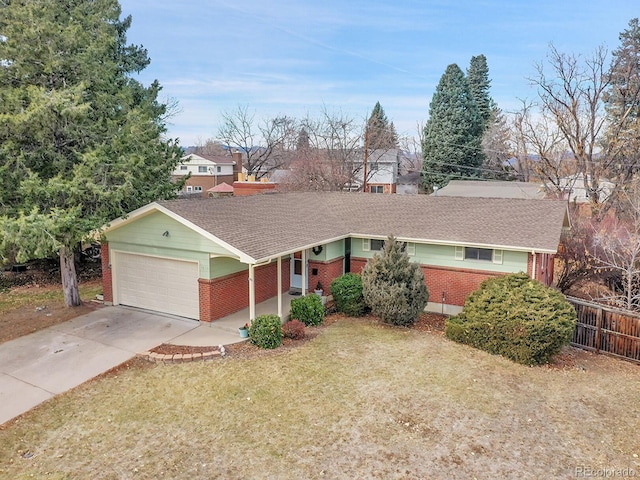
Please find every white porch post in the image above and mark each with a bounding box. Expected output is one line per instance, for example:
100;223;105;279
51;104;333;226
249;263;256;321
301;249;307;295
277;256;283;319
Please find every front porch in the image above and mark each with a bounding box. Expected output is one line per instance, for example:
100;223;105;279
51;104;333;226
170;292;303;346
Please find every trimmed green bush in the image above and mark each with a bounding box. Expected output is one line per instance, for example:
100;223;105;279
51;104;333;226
282;319;306;340
445;273;577;365
362;235;429;326
290;294;324;326
249;314;283;349
330;273;366;317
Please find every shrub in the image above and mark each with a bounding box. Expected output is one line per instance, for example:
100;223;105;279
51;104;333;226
249;314;283;349
330;273;366;316
282;319;306;340
290;294;324;326
445;273;577;365
361;235;429;326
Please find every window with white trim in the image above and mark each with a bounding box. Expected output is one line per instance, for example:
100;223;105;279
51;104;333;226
216;166;222;173
362;238;384;252
454;247;504;264
186;186;193;193
194;186;203;192
180;165;188;171
198;166;207;173
370;185;384;194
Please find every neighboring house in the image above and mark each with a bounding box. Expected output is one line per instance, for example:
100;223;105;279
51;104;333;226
362;149;402;194
556;173;615;204
433;180;546;199
172;152;240;197
100;193;568;322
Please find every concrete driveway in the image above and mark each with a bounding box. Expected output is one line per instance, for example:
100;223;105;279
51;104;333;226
0;306;234;425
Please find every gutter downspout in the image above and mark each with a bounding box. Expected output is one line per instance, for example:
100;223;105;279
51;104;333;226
531;250;537;281
277;256;282;319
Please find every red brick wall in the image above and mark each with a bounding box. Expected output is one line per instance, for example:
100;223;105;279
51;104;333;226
309;257;345;295
198;259;291;322
233;181;277;196
101;243;113;303
421;265;500;306
350;256;500;307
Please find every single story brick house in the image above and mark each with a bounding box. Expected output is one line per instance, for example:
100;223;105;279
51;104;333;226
100;192;569;322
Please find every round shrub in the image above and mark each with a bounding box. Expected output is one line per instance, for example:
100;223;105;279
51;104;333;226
282;319;306;340
249;314;283;349
330;273;366;316
290;294;324;326
445;273;577;365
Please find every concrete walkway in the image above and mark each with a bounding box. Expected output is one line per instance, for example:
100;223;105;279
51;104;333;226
0;294;298;425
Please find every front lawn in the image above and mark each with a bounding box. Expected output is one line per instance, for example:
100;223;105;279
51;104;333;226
0;317;638;479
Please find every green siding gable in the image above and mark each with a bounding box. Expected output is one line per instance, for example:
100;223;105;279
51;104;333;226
106;211;235;257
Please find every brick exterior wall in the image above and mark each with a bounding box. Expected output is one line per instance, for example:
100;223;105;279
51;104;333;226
172;175;236;198
233;181;277;196
101;243;113;303
368;183;396;194
198;259;291;322
350;256;501;307
309;257;345;295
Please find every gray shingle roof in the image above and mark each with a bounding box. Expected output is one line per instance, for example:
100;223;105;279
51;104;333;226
158;192;568;261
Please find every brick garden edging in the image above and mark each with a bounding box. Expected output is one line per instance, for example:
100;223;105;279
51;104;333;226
137;349;222;363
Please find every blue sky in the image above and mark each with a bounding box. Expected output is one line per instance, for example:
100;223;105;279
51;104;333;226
119;0;638;147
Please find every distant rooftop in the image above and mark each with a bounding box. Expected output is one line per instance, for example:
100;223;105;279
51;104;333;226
433;180;545;200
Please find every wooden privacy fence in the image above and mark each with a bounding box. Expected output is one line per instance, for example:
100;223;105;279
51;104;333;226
566;296;640;363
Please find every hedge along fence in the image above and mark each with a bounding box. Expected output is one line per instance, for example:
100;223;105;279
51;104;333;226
567;296;640;363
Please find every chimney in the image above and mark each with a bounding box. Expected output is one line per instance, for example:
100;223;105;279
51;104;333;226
232;151;243;182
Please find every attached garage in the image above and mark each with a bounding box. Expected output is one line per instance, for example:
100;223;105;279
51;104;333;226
113;252;200;320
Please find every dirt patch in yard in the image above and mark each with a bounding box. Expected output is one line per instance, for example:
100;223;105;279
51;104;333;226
0;280;104;345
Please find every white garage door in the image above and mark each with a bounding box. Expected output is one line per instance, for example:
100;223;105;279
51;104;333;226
114;252;200;320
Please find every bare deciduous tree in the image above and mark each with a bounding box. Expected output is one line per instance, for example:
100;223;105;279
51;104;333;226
217;105;298;179
511;99;575;196
530;45;614;209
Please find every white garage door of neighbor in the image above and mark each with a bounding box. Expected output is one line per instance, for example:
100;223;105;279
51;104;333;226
114;253;200;320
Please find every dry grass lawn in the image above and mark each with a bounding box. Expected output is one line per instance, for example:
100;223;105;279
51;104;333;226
0;317;638;479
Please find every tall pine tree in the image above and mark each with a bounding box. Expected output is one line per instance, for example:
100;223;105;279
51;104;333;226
467;54;493;132
0;0;182;306
366;101;398;149
421;64;484;191
604;18;640;188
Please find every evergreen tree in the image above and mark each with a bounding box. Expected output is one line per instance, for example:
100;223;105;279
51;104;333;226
467;54;493;131
366;101;398;149
421;64;484;192
604;18;640;185
0;0;182;306
361;236;429;327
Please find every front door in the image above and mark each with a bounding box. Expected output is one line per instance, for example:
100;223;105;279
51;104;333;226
290;251;309;289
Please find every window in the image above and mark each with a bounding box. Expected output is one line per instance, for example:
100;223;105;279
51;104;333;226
369;163;379;171
194;186;203;192
216;166;221;173
464;247;493;261
362;238;384;251
371;239;384;251
370;185;384;194
186;186;193;193
455;246;502;263
180;165;188;171
198;166;208;173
